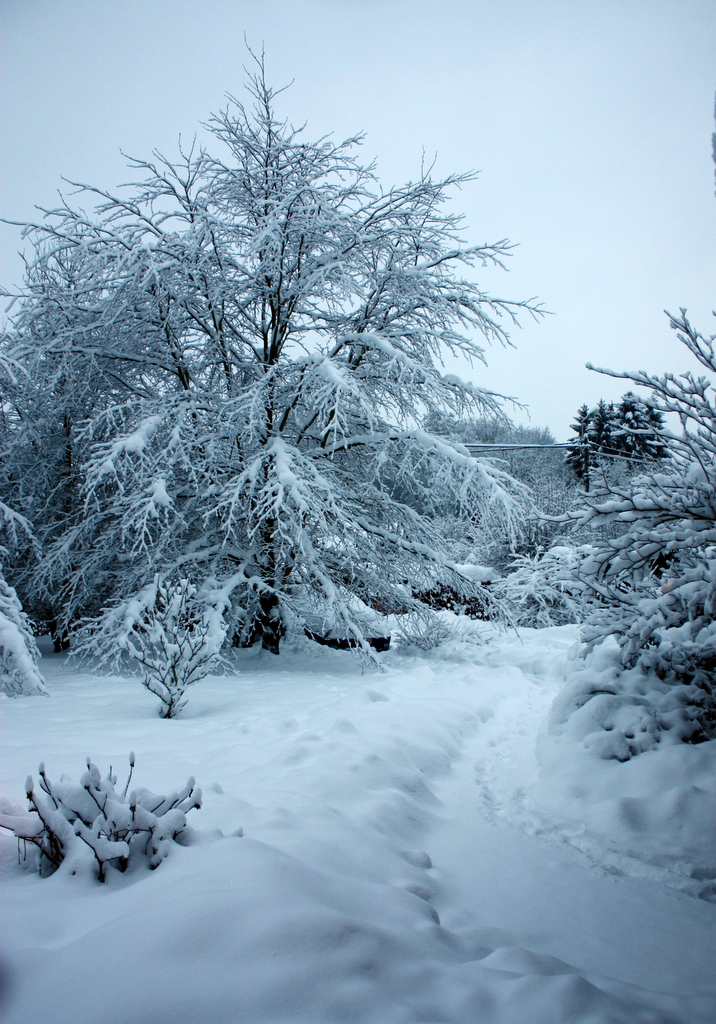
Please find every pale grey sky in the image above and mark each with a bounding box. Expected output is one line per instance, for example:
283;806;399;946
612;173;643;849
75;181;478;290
1;0;715;437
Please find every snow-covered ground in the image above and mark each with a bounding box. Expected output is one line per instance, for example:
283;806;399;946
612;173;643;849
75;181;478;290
1;626;715;1024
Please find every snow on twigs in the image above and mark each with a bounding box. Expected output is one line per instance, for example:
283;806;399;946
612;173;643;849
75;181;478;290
0;753;201;881
493;546;590;629
110;577;228;717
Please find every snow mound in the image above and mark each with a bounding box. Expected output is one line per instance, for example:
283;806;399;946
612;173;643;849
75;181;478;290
537;636;716;896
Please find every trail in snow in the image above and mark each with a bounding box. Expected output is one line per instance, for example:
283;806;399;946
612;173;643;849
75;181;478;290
0;627;715;1023
425;630;716;1022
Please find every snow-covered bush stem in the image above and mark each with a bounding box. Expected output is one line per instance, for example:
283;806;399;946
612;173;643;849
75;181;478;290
1;55;539;654
0;754;202;881
117;578;227;717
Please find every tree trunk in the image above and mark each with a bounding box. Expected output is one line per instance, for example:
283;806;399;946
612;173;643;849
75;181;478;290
258;590;282;654
48;618;71;652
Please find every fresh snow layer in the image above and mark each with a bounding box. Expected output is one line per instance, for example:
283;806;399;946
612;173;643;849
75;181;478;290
1;627;715;1023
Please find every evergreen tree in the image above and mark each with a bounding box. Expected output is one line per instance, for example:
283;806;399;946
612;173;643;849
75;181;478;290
565;404;595;486
0;502;46;696
589;399;617;453
566;394;666;487
612;392;667;459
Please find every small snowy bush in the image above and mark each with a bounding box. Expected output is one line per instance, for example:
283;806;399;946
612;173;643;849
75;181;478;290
494;546;589;628
0;572;47;696
0;501;46;696
394;612;457;651
0;754;201;881
115;577;227;717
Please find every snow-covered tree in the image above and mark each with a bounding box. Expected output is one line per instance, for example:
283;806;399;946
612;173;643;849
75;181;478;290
424;413;575;561
0;245;119;644
590;399;617;454
0;573;46;696
613;392;667;460
565;311;716;741
1;58;540;656
565;405;593;485
565;401;616;487
566;395;665;489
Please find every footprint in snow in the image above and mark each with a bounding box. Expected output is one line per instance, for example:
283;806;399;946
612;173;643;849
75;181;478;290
277;717;300;732
327;718;360;735
365;688;390;702
400;849;433;869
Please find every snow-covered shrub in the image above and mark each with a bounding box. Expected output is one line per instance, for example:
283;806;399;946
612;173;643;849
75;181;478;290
113;577;227;718
561;311;716;745
0;754;201;881
394;612;457;651
494;546;589;628
0;501;46;696
0;572;47;696
580;559;716;743
548;637;711;761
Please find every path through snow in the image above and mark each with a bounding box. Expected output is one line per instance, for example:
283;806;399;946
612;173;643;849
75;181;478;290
0;626;714;1023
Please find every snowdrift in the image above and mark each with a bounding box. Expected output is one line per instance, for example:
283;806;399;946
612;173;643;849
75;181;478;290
0;628;714;1023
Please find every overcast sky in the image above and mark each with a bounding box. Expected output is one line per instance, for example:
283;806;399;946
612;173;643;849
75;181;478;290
1;0;714;438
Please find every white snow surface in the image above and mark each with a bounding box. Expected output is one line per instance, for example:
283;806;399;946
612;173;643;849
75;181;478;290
1;626;715;1024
